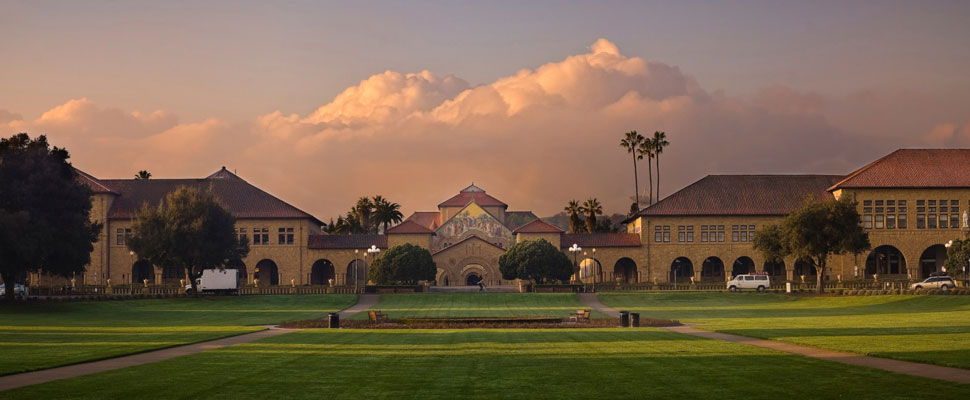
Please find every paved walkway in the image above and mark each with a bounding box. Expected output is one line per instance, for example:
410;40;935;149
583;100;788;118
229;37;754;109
577;293;970;384
0;294;377;392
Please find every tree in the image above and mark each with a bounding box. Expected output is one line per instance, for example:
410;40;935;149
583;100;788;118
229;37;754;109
753;196;870;293
134;170;152;180
563;200;585;233
638;136;656;205
372;195;403;233
127;186;249;296
369;243;435;285
498;239;573;283
652;131;669;200
353;197;374;233
0;133;102;301
580;198;602;234
943;238;970;283
619;131;645;210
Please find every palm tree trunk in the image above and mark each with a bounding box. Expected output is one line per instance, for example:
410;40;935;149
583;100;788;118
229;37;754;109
647;158;653;204
655;154;661;201
632;153;640;208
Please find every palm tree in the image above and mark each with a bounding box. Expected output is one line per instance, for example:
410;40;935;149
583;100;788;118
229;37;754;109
345;210;364;234
638;137;656;205
652;131;670;200
134;170;151;180
619;131;645;211
564;200;585;233
354;197;374;233
372;195;403;233
580;198;603;234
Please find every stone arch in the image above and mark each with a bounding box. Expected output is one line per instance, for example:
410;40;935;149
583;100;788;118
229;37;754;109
865;245;907;277
579;258;602;282
461;264;487;286
671;257;694;282
255;259;280;285
613;258;637;283
132;260;154;285
700;256;725;282
794;258;817;279
732;256;755;278
920;244;948;278
310;259;336;286
435;268;451;286
763;259;786;278
227;259;246;285
347;259;366;286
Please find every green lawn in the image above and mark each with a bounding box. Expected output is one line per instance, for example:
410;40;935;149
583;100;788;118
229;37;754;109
7;328;970;399
350;293;607;320
0;295;356;375
599;293;970;369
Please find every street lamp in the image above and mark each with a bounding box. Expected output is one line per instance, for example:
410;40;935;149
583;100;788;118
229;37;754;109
129;251;135;295
367;245;380;287
568;244;582;288
354;249;360;293
591;248;597;292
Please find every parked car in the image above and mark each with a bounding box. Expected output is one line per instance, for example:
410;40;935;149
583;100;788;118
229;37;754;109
0;283;28;299
727;273;770;292
910;276;956;291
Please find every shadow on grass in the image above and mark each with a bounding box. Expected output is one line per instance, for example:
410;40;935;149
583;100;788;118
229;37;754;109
717;325;970;338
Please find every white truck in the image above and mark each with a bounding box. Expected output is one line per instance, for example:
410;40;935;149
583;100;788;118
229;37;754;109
185;268;239;295
727;273;770;292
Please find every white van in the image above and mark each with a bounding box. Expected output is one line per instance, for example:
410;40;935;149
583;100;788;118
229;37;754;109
185;269;239;295
727;273;770;292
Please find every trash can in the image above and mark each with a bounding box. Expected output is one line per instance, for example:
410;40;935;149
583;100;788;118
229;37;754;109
630;312;640;327
619;311;630;327
328;312;340;329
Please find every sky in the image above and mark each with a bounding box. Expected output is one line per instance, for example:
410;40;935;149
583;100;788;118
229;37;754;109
2;0;970;220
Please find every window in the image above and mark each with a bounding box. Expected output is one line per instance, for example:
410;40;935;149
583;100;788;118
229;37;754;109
875;200;883;206
732;231;739;242
717;232;725;242
886;214;896;229
952;213;960;228
687;232;694;242
898;214;908;229
237;228;247;243
917;214;925;229
663;232;670;242
952;200;959;206
253;227;270;245
678;232;685;242
887;200;895;206
279;227;295;245
929;200;936;206
116;228;131;245
654;231;662;242
701;232;708;242
863;214;873;229
740;231;748;242
875;214;884;229
899;200;907;213
928;214;937;229
940;215;948;229
864;200;872;206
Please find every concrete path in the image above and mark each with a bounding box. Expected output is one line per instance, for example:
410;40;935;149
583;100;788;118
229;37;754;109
577;293;970;384
0;326;297;392
338;293;379;319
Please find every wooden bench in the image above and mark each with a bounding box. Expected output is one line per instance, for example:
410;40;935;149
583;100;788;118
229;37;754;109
569;309;590;323
368;310;387;323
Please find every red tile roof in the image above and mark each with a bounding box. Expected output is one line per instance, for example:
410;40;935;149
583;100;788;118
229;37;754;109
561;233;641;248
438;184;508;208
99;167;323;225
308;234;387;250
74;168;116;194
386;220;435;234
633;175;843;218
513;218;564;234
406;211;441;230
829;149;970;190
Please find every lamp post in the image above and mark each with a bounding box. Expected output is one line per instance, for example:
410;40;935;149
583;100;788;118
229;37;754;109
129;251;135;295
568;244;582;289
354;249;360;293
945;240;954;279
367;245;380;287
591;248;597;292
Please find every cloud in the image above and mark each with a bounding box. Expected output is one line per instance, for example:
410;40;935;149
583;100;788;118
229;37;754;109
2;39;964;219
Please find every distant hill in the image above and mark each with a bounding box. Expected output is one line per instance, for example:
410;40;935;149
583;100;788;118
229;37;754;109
542;212;628;232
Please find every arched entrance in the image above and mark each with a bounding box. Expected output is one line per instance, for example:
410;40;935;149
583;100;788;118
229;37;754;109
794;258;817;279
465;273;482;286
671;257;694;282
865;245;907;276
732;256;755;278
227;259;246;285
580;258;601;282
461;264;487;286
920;244;947;278
255;259;279;285
764;260;785;278
310;259;335;285
162;265;185;283
700;257;724;282
347;259;366;286
435;268;451;286
132;260;154;284
613;258;637;283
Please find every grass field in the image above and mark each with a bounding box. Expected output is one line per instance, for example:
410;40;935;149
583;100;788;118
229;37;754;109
350;293;607;320
7;328;970;399
598;293;970;369
0;295;356;375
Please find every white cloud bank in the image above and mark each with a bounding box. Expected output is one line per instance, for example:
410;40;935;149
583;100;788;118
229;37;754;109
2;39;966;218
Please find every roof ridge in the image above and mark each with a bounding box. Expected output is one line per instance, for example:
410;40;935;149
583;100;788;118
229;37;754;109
432;235;506;255
827;149;901;191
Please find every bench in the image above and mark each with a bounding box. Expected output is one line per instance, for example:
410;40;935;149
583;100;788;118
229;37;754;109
368;310;387;323
569;309;590;323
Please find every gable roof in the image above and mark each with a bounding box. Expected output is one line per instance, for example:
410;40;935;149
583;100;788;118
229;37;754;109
308;234;387;250
431;235;507;255
386;220;435;234
74;168;116;194
99;167;323;225
561;233;641;248
512;218;564;234
829;149;970;191
406;211;442;230
631;175;843;219
438;184;508;208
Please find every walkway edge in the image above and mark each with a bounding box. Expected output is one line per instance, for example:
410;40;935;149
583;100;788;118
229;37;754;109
577;293;970;384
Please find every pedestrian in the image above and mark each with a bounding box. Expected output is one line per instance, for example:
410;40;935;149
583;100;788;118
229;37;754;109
477;277;486;292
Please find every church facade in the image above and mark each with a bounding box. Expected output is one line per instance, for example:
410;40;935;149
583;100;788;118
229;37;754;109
30;148;970;289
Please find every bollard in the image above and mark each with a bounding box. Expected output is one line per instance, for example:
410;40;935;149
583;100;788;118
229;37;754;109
328;312;340;329
619;311;630;327
630;312;640;327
